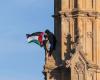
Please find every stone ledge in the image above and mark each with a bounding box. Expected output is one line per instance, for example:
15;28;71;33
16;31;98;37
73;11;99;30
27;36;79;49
52;10;100;19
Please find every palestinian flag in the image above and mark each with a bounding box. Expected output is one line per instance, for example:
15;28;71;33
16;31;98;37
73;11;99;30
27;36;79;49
26;32;44;46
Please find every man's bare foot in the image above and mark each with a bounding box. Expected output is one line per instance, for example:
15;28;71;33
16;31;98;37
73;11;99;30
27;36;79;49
65;60;71;68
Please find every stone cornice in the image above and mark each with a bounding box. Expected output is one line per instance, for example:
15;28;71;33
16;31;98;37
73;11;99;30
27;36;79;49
53;9;100;19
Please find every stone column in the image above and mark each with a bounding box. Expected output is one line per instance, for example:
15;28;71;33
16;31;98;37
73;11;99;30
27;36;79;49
54;0;71;61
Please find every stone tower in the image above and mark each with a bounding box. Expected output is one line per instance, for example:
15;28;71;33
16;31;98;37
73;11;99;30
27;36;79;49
43;0;100;80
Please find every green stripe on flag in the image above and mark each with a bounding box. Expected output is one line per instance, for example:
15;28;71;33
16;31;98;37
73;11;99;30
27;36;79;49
28;40;41;46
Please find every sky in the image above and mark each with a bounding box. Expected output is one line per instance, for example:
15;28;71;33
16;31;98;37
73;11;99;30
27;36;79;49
0;0;54;80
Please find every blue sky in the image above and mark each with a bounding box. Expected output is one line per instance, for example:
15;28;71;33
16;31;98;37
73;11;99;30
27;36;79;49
0;0;54;80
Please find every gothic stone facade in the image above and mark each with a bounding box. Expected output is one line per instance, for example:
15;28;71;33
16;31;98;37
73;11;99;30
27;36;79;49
43;0;100;80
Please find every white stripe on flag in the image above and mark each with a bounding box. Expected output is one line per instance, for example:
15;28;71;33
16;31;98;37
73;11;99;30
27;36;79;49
27;36;38;42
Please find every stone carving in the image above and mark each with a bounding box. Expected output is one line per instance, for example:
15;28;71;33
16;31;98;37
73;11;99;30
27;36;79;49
87;32;93;38
74;58;85;80
75;60;85;73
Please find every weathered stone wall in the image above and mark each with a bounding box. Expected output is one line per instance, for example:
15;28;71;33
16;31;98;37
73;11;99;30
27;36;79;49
43;0;100;80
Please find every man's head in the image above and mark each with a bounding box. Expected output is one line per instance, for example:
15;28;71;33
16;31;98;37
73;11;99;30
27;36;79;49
45;29;50;34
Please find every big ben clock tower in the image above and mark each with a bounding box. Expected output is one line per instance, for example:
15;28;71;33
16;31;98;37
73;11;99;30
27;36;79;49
43;0;100;80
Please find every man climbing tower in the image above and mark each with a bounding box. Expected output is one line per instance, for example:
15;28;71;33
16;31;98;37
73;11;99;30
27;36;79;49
44;29;56;57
